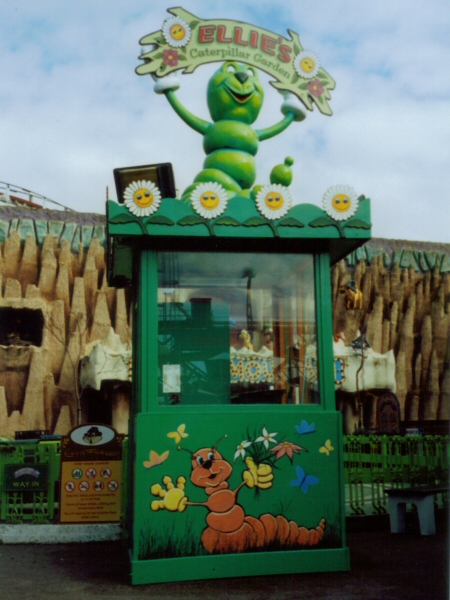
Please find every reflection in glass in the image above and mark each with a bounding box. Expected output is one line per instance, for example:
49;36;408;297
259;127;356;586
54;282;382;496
157;252;319;405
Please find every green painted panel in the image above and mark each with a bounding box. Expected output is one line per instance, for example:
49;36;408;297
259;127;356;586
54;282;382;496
17;219;35;241
48;220;65;239
0;220;10;243
34;220;48;246
131;409;346;583
60;222;77;247
81;225;93;249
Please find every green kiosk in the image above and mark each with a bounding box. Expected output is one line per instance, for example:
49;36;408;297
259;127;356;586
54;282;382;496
106;8;371;585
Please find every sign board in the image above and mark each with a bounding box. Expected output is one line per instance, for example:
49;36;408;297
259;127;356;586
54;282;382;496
4;463;48;492
59;424;124;524
136;7;335;115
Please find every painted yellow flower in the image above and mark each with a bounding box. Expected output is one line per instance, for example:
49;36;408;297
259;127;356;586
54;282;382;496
162;16;191;48
256;184;292;220
191;182;228;219
323;185;359;221
294;50;320;79
123;180;161;217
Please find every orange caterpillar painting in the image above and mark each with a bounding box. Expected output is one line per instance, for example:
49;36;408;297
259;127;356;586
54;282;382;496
150;437;325;554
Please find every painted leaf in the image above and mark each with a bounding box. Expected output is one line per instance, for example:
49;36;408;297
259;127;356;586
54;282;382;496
178;215;205;226
214;216;241;227
144;215;174;226
343;219;371;230
277;217;305;228
243;217;267;227
189;20;200;30
309;216;334;228
109;214;138;225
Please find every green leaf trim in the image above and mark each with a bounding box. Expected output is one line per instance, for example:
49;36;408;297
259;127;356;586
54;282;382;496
309;216;335;228
152;51;164;60
145;215;174;226
177;215;206;226
243;217;268;227
109;213;139;225
214;216;241;227
277;217;305;228
343;218;371;230
189;20;200;30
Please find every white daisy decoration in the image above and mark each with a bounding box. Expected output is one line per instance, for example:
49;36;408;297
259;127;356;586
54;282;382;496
323;185;359;221
294;50;320;79
162;16;191;48
191;182;228;219
255;184;292;220
123;180;161;217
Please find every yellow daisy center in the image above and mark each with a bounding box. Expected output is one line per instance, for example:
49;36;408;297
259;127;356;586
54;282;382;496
300;57;315;73
133;188;154;208
200;192;220;210
265;191;284;210
331;194;352;213
170;24;186;41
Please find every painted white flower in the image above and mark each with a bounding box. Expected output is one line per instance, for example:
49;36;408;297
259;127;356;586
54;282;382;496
255;427;278;450
234;439;252;461
191;182;228;219
123;180;161;217
162;16;191;48
294;50;320;79
323;185;359;221
255;184;292;220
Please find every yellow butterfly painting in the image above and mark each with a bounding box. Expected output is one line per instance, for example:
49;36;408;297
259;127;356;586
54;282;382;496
167;424;188;445
143;450;169;469
319;439;334;456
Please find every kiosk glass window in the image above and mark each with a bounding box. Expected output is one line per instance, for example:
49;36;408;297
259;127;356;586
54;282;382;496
157;252;319;405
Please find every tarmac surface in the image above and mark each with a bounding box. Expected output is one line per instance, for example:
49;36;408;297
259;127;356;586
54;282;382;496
0;514;448;600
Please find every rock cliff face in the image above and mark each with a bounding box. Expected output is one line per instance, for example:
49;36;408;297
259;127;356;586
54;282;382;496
0;207;448;436
0;207;131;437
332;240;450;431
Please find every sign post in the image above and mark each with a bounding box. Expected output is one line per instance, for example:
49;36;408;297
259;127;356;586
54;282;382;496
59;425;124;524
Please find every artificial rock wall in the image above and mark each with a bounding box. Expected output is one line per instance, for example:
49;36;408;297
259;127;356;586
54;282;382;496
0;207;131;437
332;240;450;427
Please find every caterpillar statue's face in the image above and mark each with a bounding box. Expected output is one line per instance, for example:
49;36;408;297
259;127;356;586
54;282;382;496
190;448;232;488
207;62;264;124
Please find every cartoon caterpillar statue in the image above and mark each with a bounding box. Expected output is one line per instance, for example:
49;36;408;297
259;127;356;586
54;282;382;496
150;440;325;554
153;61;305;200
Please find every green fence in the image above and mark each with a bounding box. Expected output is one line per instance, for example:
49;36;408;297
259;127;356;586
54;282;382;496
0;435;448;523
344;435;449;515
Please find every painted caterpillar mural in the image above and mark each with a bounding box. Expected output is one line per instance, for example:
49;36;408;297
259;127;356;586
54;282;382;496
150;437;325;554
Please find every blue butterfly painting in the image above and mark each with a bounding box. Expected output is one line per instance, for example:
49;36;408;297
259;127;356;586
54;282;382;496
295;420;316;435
290;466;319;493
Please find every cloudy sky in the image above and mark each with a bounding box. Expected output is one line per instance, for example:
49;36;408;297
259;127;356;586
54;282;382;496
1;0;449;242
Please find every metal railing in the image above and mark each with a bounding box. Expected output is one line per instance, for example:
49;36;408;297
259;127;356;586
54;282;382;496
0;181;75;212
0;435;447;523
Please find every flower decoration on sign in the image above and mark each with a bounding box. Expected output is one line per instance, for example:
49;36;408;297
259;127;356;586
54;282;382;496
322;185;359;221
255;427;278;450
307;79;324;98
255;184;292;220
123;181;162;217
163;48;179;67
294;50;320;79
191;182;228;219
162;16;191;48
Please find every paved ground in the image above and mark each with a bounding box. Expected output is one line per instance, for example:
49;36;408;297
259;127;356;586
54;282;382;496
0;514;447;600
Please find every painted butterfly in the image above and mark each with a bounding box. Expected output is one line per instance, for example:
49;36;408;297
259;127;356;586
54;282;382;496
319;439;334;456
167;423;188;444
295;420;316;435
290;466;319;493
143;450;169;469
